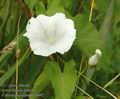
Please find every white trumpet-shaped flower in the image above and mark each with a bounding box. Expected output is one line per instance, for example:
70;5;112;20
23;13;76;56
88;49;102;65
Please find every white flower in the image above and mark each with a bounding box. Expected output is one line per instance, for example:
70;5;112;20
23;13;76;56
88;49;102;65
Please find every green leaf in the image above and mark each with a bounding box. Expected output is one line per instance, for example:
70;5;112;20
74;14;104;56
47;0;65;15
24;0;38;11
34;1;46;15
73;15;113;72
44;60;77;99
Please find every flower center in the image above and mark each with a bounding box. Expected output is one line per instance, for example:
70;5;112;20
47;36;56;44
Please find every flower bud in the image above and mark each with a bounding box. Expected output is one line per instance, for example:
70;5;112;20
88;49;102;66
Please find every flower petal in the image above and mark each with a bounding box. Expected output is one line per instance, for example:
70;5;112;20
29;40;51;56
26;17;35;31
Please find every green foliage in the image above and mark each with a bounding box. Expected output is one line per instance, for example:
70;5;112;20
74;14;104;56
95;0;110;13
76;96;89;99
44;60;77;99
30;70;49;99
24;0;38;11
0;52;12;69
0;47;31;86
34;1;46;15
62;0;73;11
47;0;65;15
31;60;77;99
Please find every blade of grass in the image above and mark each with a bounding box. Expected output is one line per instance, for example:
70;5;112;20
0;41;17;69
0;0;10;49
89;0;95;22
15;15;21;99
82;75;117;99
76;86;94;99
74;56;84;97
104;73;120;88
0;47;31;86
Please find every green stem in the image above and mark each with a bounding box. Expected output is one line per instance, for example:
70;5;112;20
74;56;84;97
76;86;94;99
104;73;120;88
0;70;6;74
82;75;117;99
16;15;21;99
89;0;94;22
